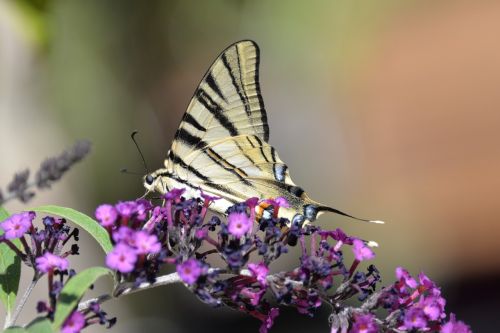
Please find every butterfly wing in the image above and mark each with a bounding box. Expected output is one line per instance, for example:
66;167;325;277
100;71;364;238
161;41;326;222
153;40;377;224
166;40;269;176
184;135;325;222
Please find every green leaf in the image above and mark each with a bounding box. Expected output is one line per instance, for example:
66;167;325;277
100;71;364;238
26;317;53;333
0;207;21;324
52;267;112;330
32;206;112;253
0;318;51;333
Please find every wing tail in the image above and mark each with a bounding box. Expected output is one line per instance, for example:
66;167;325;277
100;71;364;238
317;205;385;224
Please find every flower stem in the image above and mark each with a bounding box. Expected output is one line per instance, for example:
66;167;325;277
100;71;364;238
77;272;183;312
5;275;39;328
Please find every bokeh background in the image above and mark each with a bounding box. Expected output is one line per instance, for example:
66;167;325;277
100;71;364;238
1;0;499;332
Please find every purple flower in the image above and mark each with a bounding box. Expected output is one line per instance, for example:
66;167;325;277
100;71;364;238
135;199;151;221
352;239;375;261
240;287;265;306
61;311;85;333
320;228;348;241
95;204;118;227
133;231;161;255
248;262;269;287
227;212;253;238
1;211;34;239
396;267;418;289
419;272;437;291
420;295;445;321
195;228;208;239
177;259;203;285
200;190;220;202
265;197;290;208
35;252;69;273
348;313;378;333
245;197;259;209
142;206;164;232
164;188;185;200
115;201;137;218
440;314;472;333
259;307;279;333
112;226;134;244
403;307;427;330
106;243;137;273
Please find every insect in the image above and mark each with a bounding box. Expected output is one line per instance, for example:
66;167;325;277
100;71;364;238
143;40;382;226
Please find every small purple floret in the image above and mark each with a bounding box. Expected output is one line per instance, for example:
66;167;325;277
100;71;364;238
164;188;185;200
61;311;86;333
349;313;378;333
134;231;161;255
35;252;69;273
115;201;137;218
112;226;134;244
200;190;221;202
95;204;118;227
352;239;375;261
259;307;279;333
106;243;137;273
419;271;437;290
227;212;252;238
135;199;151;221
403;307;428;330
248;262;269;287
177;259;203;285
396;266;418;289
440;314;472;333
421;295;446;321
274;197;290;208
1;211;34;239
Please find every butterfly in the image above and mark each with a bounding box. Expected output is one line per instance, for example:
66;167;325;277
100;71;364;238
143;40;382;226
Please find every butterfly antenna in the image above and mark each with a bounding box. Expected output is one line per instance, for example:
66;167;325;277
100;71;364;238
131;130;149;173
120;168;144;176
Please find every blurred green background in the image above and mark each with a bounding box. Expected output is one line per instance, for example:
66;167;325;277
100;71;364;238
1;0;499;332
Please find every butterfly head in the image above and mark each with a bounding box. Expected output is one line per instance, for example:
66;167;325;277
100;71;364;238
143;169;169;195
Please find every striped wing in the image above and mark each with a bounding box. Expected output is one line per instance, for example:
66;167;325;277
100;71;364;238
179;135;322;222
148;40;381;225
166;40;269;174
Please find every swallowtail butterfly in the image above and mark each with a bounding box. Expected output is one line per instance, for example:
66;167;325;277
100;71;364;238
143;40;382;226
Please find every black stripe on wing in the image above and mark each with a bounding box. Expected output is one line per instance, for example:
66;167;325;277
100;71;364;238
157;171;240;204
169;151;211;182
175;128;206;149
204;148;252;186
234;46;252;117
222;52;250;117
248;178;305;199
233;138;263;171
195;89;238;136
183;113;207;132
253;136;270;162
205;72;226;102
253;44;269;142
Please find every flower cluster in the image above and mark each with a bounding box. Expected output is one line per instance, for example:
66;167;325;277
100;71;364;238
0;140;91;205
94;190;471;333
0;212;78;274
36;269;116;332
328;267;472;333
0;212;114;332
95;199;166;284
375;267;471;332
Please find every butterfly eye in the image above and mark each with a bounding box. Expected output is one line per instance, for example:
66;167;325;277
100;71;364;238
145;174;154;185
